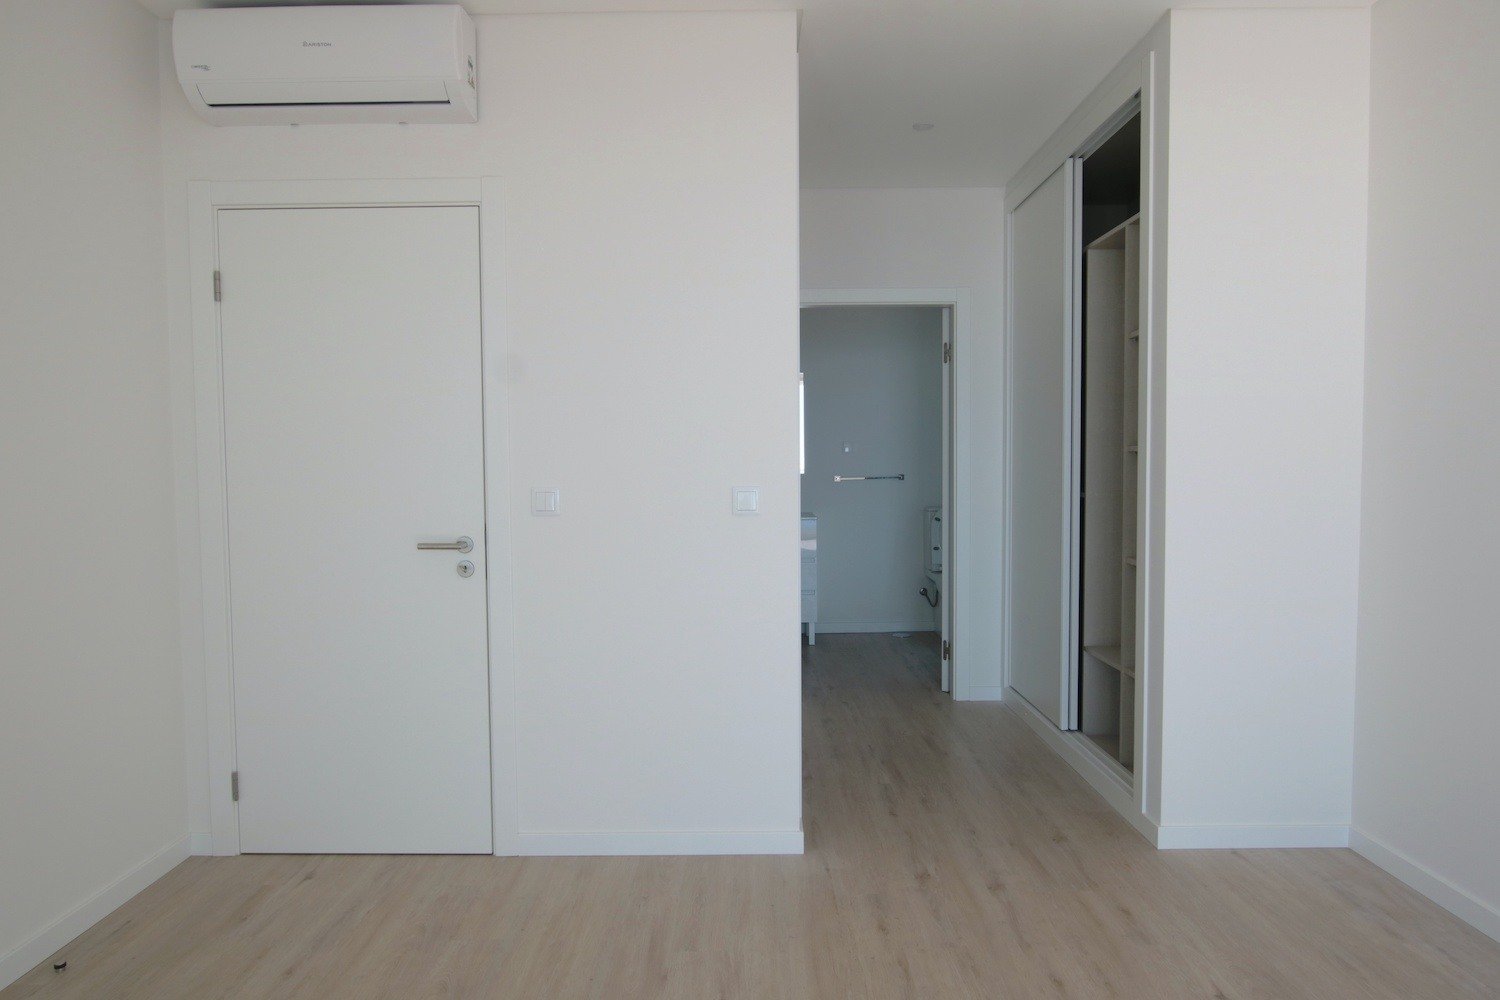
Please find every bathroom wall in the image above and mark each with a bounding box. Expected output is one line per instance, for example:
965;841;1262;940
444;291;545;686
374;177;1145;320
800;306;943;633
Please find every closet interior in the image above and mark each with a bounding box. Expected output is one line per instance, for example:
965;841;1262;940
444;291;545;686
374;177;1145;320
1077;112;1142;773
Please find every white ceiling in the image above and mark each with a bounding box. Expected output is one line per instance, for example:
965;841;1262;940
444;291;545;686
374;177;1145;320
137;0;1373;188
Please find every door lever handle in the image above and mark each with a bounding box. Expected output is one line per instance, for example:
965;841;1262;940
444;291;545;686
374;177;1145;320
417;536;473;553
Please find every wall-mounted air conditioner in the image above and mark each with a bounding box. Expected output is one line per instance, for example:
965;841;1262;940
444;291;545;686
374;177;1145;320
173;5;477;126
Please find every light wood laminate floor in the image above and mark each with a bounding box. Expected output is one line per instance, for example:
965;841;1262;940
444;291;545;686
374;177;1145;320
7;633;1500;998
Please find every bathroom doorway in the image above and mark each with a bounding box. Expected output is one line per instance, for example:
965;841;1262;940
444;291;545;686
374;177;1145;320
799;298;957;694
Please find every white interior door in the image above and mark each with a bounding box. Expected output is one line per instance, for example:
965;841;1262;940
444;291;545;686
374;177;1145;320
218;205;492;854
940;306;953;694
1006;163;1077;729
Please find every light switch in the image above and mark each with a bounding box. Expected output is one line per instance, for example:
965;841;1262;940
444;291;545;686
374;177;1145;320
733;487;760;515
531;488;560;516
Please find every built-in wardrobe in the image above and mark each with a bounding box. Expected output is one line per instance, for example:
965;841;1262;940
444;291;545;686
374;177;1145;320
1077;113;1141;771
1005;103;1143;781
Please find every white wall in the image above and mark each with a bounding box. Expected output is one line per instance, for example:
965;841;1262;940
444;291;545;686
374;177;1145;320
1353;0;1500;940
800;188;1005;698
1155;7;1370;838
165;12;802;850
801;306;943;632
0;0;186;985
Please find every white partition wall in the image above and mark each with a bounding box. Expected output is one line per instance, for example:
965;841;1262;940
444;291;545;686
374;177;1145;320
1003;7;1369;849
1153;8;1368;845
165;11;803;856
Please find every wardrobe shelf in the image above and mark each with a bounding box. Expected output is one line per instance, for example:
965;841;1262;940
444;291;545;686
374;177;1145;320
1086;212;1142;251
1084;644;1136;678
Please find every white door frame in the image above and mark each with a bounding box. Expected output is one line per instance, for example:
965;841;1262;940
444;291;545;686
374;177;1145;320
799;288;974;700
186;178;519;856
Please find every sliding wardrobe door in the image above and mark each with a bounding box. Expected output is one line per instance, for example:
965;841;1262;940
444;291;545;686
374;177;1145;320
1006;162;1077;729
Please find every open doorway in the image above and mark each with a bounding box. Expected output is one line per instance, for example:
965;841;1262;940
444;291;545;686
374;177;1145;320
799;303;955;693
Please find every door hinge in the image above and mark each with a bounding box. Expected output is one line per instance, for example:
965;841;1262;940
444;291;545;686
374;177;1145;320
230;771;239;802
942;342;952;364
213;270;222;303
942;640;951;661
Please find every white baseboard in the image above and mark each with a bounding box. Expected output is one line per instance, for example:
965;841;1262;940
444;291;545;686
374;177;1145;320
813;621;937;634
0;836;189;992
1003;689;1354;852
1351;829;1500;944
1155;823;1350;850
962;685;1006;702
188;831;214;855
515;829;804;856
1005;690;1155;844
